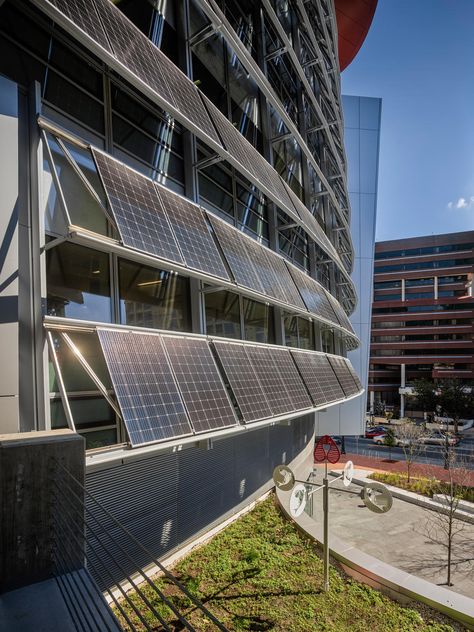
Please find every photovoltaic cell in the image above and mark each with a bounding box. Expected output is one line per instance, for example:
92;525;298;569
213;341;272;423
92;0;222;147
92;150;184;265
244;345;295;417
290;351;345;406
287;263;338;325
242;238;286;304
162;336;237;434
207;214;265;295
266;252;306;310
327;355;359;397
155;185;230;281
45;0;113;54
345;359;363;393
326;291;356;335
97;329;192;446
267;348;313;412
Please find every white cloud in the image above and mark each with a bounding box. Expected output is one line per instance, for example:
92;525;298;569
447;196;474;210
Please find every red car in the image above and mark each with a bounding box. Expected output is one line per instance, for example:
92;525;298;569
365;426;387;439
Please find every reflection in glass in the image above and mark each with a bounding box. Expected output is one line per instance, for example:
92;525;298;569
119;259;190;331
205;289;241;339
298;317;314;350
243;298;274;343
284;313;298;347
47;242;111;322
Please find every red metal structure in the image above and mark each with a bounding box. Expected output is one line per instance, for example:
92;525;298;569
335;0;378;71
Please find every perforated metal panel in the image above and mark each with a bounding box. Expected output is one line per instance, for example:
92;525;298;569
290;350;344;406
156;185;230;280
93;150;184;264
162;336;237;434
97;329;192;446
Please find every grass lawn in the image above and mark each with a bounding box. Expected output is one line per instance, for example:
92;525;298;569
369;471;474;503
115;495;462;631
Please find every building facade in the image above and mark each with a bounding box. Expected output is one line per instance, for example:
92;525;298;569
0;0;374;584
316;95;381;436
369;231;474;416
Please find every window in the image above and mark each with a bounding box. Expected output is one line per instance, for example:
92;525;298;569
119;259;191;332
321;329;334;354
243;298;274;343
284;313;314;349
47;242;111;323
205;289;241;339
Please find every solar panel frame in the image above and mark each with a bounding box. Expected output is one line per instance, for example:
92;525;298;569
155;184;230;281
97;329;193;446
290;350;345;406
162;336;238;434
268;347;313;412
44;0;113;54
212;341;272;423
327;355;359;397
206;214;265;295
92;149;184;265
244;345;296;417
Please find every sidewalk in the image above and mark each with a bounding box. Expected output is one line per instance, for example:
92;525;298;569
327;452;474;486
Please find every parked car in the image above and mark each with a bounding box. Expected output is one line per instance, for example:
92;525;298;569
420;431;459;446
365;426;387;439
373;434;417;447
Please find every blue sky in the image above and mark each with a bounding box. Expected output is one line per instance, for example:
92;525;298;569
342;0;474;241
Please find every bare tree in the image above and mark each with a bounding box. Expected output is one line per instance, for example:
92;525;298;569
395;421;425;483
421;454;472;587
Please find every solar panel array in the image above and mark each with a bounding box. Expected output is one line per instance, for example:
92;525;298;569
46;0;113;54
286;263;338;326
92;0;222;147
93;150;184;264
206;215;265;295
327;355;361;397
267;347;313;411
244;346;295;417
326;291;356;336
212;341;272;423
162;336;237;433
156;185;230;281
267;251;307;310
290;350;345;406
98;329;192;446
345;359;363;392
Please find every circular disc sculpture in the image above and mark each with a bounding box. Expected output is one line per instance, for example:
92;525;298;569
343;460;354;487
361;481;393;513
289;483;308;518
272;464;295;491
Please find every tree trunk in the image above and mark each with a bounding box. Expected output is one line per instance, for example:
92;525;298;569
454;416;459;435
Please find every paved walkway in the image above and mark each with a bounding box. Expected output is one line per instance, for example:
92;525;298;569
333;452;474;486
311;464;474;599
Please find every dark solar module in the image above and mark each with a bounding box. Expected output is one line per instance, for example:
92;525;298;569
265;250;306;310
326;291;356;335
286;264;338;325
345;358;363;392
244;345;295;417
290;351;345;406
47;0;113;53
268;347;313;412
212;341;272;423
327;355;359;397
92;150;184;264
156;185;230;280
242;238;286;303
162;336;237;433
206;214;265;295
93;0;222;147
97;329;192;446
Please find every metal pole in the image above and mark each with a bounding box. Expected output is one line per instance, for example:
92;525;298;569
323;461;329;592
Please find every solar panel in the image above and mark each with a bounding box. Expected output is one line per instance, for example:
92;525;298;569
241;238;286;304
345;358;363;392
162;336;237;434
206;214;265;295
155;185;230;281
92;0;222;147
212;341;272;423
268;347;313;412
286;263;338;325
45;0;113;54
97;329;192;446
92;150;184;265
244;345;295;417
325;291;356;335
290;350;345;406
266;251;306;310
327;355;359;397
